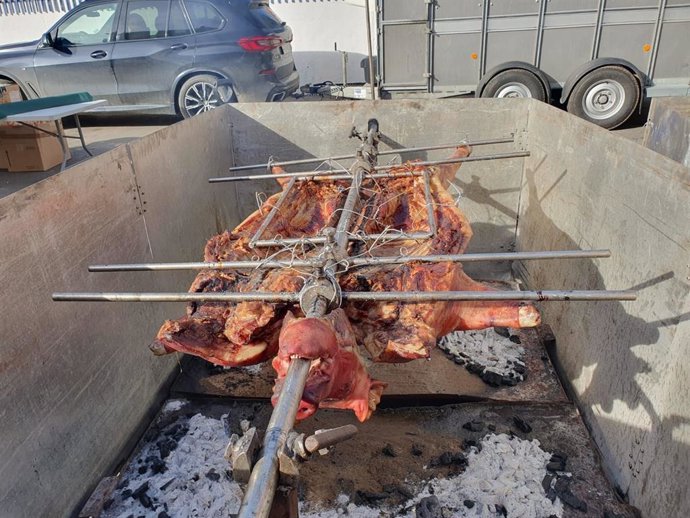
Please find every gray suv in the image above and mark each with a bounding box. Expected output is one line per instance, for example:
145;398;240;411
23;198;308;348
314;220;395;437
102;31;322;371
0;0;299;117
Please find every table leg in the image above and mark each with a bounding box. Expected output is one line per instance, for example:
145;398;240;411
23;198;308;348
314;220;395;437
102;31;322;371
74;114;93;156
55;120;69;172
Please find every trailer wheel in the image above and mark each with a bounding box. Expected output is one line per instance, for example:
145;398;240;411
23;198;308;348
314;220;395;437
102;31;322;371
480;69;547;101
566;66;639;129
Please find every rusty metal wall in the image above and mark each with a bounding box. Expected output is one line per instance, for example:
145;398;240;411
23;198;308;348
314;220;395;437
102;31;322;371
0;107;238;517
518;99;690;518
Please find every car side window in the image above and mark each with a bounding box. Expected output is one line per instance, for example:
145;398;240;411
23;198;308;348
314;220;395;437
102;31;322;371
56;3;118;46
185;1;224;33
124;0;170;40
167;0;192;37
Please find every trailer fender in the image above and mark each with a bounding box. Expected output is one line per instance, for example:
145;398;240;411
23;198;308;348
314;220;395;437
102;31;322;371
559;58;646;106
475;62;553;103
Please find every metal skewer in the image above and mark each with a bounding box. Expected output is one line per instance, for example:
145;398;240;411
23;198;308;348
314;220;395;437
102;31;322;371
209;150;530;183
225;136;515;173
51;289;637;303
87;249;612;272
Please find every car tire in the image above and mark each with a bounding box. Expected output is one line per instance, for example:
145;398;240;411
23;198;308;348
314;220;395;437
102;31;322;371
481;69;548;102
566;66;639;130
177;74;235;119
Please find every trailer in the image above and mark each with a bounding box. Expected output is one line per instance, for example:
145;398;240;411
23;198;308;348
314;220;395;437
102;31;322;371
375;0;690;129
1;99;688;518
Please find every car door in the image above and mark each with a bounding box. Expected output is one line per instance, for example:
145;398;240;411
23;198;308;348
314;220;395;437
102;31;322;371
33;1;120;102
110;0;195;107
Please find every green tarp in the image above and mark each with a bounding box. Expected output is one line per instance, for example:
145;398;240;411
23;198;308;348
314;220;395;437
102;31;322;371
0;92;93;120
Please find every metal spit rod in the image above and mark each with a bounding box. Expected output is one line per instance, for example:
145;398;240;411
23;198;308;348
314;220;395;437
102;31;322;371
225;137;514;173
236;120;381;518
51;289;637;303
208;150;529;183
249;175;297;248
87;249;612;272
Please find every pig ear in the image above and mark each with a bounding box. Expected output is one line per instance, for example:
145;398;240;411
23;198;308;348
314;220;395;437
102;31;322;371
281;311;296;329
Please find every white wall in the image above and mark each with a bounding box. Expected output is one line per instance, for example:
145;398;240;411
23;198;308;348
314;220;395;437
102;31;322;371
0;13;62;44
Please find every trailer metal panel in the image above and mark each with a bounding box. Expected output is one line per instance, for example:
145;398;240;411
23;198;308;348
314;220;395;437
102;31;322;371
541;27;596;83
381;23;427;86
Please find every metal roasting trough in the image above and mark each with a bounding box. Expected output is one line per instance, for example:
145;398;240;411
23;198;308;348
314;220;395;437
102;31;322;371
52;119;637;518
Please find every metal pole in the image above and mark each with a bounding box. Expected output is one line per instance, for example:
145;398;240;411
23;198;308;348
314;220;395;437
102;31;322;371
222;137;514;173
51;288;636;303
422;170;437;236
341;290;637;302
51;292;300;302
86;249;611;273
365;0;376;100
237;358;311;518
209;151;530;183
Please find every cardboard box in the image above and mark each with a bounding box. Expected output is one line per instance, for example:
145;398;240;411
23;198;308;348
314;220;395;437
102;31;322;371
0;122;69;172
0;84;22;104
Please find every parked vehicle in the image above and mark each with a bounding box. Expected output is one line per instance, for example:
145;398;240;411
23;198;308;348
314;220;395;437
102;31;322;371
0;0;299;117
376;0;690;129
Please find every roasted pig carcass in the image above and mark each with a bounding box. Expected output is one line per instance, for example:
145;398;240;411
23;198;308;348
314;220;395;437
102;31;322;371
152;145;540;420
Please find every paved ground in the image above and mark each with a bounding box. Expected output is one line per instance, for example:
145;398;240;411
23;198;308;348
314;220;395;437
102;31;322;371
0;103;646;200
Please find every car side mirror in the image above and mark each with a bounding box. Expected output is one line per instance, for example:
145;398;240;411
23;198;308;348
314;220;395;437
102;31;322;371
41;32;54;48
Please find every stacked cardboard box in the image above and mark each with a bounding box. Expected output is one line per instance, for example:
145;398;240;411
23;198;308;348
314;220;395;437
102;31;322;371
0;122;68;172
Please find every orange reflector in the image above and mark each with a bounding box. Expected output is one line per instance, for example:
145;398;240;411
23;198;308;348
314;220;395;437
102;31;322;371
643;44;652;52
470;53;478;60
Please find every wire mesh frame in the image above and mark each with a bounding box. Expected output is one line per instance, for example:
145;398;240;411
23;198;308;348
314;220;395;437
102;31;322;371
249;164;438;249
0;0;82;16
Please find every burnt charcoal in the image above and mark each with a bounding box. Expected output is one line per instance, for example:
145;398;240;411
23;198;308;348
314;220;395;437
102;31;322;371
383;484;414;500
542;473;556;493
430;451;467;467
157;437;178;459
559;490;588;512
487;424;496;432
354;490;389;506
494;327;510;338
192;473;200;482
382;444;397;457
509;335;521;344
547;460;566;472
464;439;478;449
415;496;442;518
208;364;225;375
205;469;221;482
467;362;484;375
164;424;181;437
117;479;129;490
604;511;626;518
462;420;485;432
355;275;371;291
481;370;503;387
138;465;147;475
173;426;189;441
551;451;569;464
150;458;167;474
159;478;175;491
463;500;475;509
139;494;153;509
222;414;232;438
502;376;519;386
513;363;527;374
411;443;424;456
512;416;532;433
121;489;133;499
132;482;149;499
158;513;171;518
495;504;508;516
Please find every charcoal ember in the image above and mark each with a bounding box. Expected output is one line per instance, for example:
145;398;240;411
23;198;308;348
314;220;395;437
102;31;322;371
481;370;504;387
157;437;178;459
487;424;496;432
158;512;171;518
512;416;532;433
494;327;510;338
430;451;467;467
191;473;199;482
554;477;588;512
415;496;442;518
137;465;147;475
542;473;556;492
132;482;149;499
382;484;414;500
354;490;389;505
150;458;167;474
463;499;475;508
462;420;484;432
509;334;521;344
159;478;175;491
502;375;519;386
139;493;153;509
205;469;221;482
121;489;133;499
382;444;397;457
467;362;484;375
411;443;424;456
513;363;527;374
495;504;508;516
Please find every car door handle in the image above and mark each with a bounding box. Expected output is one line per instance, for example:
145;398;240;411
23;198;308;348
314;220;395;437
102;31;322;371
170;43;188;50
90;50;107;59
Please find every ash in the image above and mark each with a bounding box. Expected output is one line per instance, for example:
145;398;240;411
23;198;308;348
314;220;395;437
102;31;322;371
302;434;563;518
102;411;244;518
438;328;527;387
